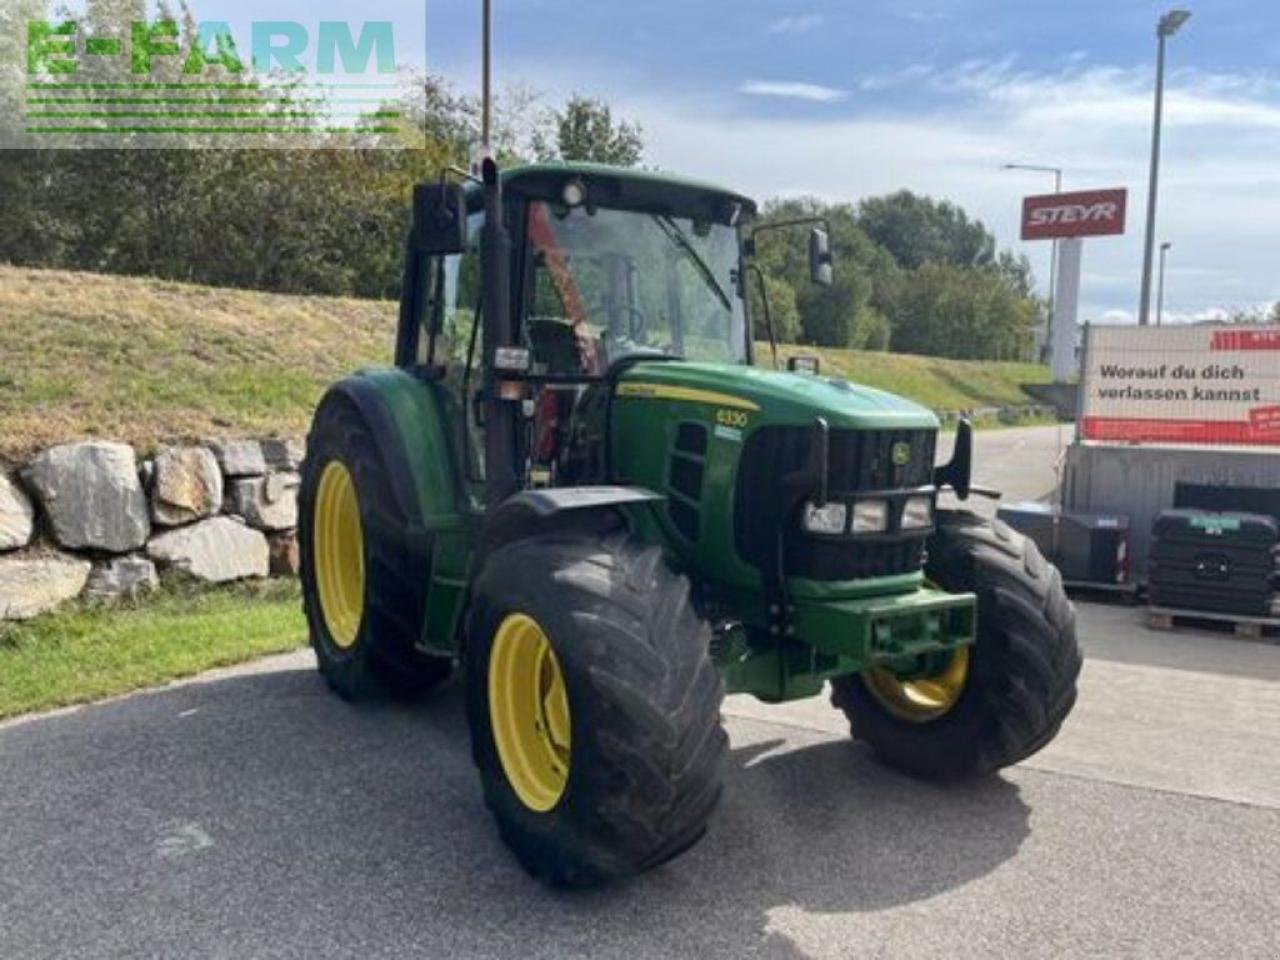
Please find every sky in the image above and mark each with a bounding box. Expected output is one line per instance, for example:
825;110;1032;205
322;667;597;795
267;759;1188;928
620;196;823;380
109;0;1280;323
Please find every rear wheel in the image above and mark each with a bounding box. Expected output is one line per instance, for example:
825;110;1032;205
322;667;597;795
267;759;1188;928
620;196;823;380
466;529;726;887
298;394;452;699
831;510;1081;779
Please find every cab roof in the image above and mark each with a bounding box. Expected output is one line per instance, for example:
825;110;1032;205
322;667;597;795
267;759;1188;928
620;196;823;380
465;161;758;222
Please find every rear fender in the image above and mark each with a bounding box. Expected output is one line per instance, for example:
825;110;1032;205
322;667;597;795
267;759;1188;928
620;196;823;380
320;368;471;655
321;368;464;536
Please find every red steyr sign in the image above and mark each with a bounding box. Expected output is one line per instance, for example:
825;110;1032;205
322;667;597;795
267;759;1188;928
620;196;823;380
1021;188;1128;241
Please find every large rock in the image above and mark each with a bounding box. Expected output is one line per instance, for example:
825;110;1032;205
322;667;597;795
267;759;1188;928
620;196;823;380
24;441;149;552
147;516;268;583
0;552;92;620
151;446;223;526
0;473;35;552
210;439;266;478
230;472;299;532
262;437;306;472
84;554;159;602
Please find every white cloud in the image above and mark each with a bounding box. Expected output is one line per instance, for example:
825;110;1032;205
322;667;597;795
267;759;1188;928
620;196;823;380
484;54;1280;319
738;80;848;103
762;13;824;35
630;63;1280;319
857;63;935;92
767;14;824;35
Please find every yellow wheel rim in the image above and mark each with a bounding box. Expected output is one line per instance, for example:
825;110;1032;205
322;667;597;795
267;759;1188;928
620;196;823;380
488;613;571;812
314;460;364;650
863;646;971;724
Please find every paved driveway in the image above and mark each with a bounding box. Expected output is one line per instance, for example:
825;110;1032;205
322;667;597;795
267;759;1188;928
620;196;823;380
2;601;1277;960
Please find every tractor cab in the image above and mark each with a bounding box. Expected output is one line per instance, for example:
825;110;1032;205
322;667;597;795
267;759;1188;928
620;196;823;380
396;162;833;499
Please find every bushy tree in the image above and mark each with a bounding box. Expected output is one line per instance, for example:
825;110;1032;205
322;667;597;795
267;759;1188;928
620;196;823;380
879;262;1036;360
748;271;801;343
858;190;996;270
754;198;898;348
537;95;643;166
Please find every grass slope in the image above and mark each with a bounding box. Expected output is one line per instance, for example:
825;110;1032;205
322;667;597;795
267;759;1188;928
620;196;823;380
0;265;1051;459
0;580;306;720
769;343;1052;412
0;265;395;460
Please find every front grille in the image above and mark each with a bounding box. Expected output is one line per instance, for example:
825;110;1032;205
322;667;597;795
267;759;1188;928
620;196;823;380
734;426;937;581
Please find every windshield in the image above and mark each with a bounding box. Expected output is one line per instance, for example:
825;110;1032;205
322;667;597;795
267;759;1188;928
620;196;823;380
523;201;747;375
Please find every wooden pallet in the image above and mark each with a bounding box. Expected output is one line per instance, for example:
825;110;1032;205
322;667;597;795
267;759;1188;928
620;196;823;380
1147;606;1280;641
1063;579;1141;602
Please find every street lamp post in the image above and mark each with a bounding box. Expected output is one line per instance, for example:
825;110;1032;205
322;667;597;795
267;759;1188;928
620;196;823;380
1156;241;1172;327
1138;8;1191;325
1003;163;1063;360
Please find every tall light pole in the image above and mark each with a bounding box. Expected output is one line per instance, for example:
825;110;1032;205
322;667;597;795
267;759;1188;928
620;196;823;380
1003;163;1063;360
1156;241;1172;326
1138;9;1191;325
481;0;492;149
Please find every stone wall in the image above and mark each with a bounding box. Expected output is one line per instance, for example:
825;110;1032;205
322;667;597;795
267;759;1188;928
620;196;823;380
0;438;304;621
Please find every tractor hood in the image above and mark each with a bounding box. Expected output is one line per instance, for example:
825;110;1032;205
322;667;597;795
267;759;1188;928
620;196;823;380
617;361;939;432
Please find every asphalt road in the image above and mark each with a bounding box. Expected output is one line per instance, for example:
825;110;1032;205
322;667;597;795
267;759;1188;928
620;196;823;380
937;422;1075;504
2;423;1277;959
2;601;1277;960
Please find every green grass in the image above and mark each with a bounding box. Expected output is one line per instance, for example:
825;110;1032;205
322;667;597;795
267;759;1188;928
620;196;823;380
0;265;1054;460
767;343;1052;412
0;580;307;720
0;265;395;460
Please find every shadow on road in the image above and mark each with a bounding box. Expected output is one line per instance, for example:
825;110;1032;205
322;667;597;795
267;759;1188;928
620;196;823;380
0;665;1032;960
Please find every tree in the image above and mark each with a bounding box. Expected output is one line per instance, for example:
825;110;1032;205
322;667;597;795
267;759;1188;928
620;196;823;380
858;190;996;270
755;198;899;348
879;262;1037;360
748;272;801;343
538;95;643;166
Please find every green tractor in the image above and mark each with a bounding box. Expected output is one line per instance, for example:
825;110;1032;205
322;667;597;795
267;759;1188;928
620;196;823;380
298;159;1081;886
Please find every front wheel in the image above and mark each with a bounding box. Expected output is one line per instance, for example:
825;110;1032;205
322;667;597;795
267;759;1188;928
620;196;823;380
298;393;452;700
831;510;1081;779
466;530;726;887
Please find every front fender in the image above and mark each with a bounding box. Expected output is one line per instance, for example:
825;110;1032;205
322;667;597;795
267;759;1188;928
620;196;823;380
473;486;664;572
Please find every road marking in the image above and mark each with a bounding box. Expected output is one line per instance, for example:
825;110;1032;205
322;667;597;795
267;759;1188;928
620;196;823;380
156;821;213;859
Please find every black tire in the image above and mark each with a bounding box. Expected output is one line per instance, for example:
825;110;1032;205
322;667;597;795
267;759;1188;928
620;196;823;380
831;509;1081;779
298;393;452;700
466;529;726;887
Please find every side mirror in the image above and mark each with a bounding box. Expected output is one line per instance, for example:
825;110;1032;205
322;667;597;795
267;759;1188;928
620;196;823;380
809;227;833;287
413;182;468;254
787;354;820;375
934;418;973;500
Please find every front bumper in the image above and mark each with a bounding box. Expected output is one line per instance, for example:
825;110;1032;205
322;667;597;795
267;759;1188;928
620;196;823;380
720;583;976;702
792;584;976;664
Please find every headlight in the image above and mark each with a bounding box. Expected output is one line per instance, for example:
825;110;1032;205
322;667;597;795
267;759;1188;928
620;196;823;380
901;495;934;530
801;501;847;535
851;499;889;534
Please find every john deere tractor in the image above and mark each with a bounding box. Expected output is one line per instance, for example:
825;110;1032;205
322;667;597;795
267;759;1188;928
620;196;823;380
298;159;1081;886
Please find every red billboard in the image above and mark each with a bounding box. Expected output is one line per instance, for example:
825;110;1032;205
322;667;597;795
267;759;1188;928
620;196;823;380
1021;188;1127;240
